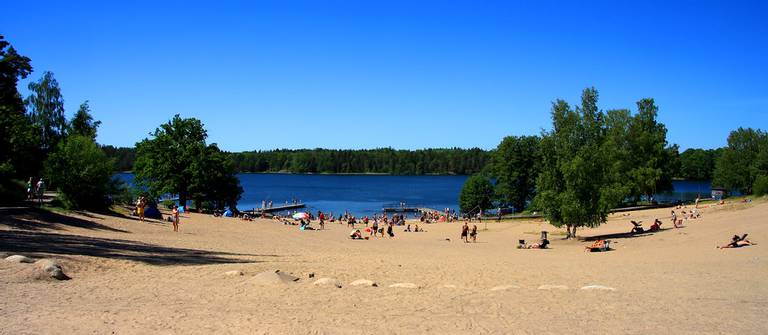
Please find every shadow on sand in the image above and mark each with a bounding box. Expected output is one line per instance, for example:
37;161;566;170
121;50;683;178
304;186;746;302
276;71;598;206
582;227;675;241
0;207;128;233
0;230;270;266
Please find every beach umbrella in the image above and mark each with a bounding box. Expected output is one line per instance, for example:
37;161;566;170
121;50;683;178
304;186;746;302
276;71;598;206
292;212;309;220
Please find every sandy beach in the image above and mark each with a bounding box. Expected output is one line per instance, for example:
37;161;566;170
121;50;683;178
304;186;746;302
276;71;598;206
1;200;766;334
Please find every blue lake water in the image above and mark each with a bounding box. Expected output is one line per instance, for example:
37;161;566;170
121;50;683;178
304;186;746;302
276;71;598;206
115;173;711;216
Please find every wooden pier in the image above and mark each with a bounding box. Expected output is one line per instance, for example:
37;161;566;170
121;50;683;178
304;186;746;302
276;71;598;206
382;206;437;213
242;203;306;215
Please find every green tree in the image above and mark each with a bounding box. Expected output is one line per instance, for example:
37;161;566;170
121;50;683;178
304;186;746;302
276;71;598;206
490;135;540;212
534;88;625;239
604;99;677;203
44;135;115;209
69;100;101;140
713;128;767;194
134;115;242;208
459;174;494;214
190;144;243;210
25;71;67;152
679;148;721;180
0;35;40;183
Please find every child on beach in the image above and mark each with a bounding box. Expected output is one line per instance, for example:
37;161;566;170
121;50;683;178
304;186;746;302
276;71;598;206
470;225;477;242
172;205;179;232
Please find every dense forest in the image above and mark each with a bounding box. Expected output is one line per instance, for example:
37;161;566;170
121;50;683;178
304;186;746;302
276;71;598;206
102;145;726;180
102;147;489;175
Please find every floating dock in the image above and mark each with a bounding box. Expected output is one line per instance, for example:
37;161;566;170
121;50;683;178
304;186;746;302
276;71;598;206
242;203;306;215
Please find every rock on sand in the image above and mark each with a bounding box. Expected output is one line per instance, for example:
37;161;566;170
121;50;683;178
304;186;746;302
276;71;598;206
224;270;244;277
389;283;420;289
349;279;378;287
313;277;342;288
5;255;35;263
251;270;300;285
33;259;70;280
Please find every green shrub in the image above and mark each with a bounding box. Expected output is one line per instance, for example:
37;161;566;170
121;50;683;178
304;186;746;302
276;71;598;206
753;175;768;196
161;199;176;209
44;136;114;210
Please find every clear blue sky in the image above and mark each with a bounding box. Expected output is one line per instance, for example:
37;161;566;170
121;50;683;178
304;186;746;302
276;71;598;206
4;0;767;151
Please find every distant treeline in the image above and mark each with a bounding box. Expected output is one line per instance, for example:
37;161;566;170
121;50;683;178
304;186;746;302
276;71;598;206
102;144;726;179
101;147;490;175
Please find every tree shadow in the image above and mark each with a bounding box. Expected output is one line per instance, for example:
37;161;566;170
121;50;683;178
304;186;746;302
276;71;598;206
0;230;271;266
0;207;128;233
582;228;674;241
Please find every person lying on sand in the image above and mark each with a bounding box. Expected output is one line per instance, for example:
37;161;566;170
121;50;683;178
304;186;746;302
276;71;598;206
718;234;757;249
517;238;550;249
630;220;644;234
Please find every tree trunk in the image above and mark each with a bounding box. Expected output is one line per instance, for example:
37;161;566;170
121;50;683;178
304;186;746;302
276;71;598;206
571;226;577;240
565;224;572;239
179;191;187;210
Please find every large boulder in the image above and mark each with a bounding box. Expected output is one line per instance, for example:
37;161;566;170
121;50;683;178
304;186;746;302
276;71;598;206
33;259;70;280
5;255;35;263
350;279;378;287
251;270;300;285
313;277;342;288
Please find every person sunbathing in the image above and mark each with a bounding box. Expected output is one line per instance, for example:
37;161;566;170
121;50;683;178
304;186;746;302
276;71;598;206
718;234;756;249
630;220;644;234
517;238;550;249
647;219;662;232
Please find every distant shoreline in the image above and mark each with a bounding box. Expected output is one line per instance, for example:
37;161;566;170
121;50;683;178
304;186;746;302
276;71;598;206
116;171;465;176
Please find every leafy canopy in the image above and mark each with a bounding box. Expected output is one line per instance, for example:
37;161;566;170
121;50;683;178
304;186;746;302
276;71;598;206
459;174;494;213
134;115;242;209
533;88;626;238
44;135;115;210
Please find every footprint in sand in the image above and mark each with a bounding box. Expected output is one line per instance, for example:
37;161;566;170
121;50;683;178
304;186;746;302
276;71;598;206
389;283;420;289
490;285;520;291
580;285;616;291
537;284;569;290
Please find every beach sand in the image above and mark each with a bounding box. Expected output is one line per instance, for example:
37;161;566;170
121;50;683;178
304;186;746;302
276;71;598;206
1;200;766;334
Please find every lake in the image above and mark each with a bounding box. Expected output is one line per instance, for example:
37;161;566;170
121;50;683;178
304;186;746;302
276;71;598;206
115;173;711;216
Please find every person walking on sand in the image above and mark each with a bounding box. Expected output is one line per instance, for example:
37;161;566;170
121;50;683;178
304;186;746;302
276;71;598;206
172;205;180;232
137;195;146;222
470;224;478;242
372;218;379;237
35;178;46;205
26;177;34;200
461;221;469;243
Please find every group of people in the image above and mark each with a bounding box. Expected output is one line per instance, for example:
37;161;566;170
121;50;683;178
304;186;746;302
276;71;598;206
460;222;478;243
133;195;180;232
26;177;46;205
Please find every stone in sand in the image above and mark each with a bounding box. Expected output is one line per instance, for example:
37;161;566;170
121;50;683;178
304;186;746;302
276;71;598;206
251;270;300;285
580;285;616;291
313;277;342;288
490;285;520;291
389;283;419;289
224;270;244;277
5;255;35;263
538;284;569;290
441;284;458;289
350;279;378;287
33;259;70;280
